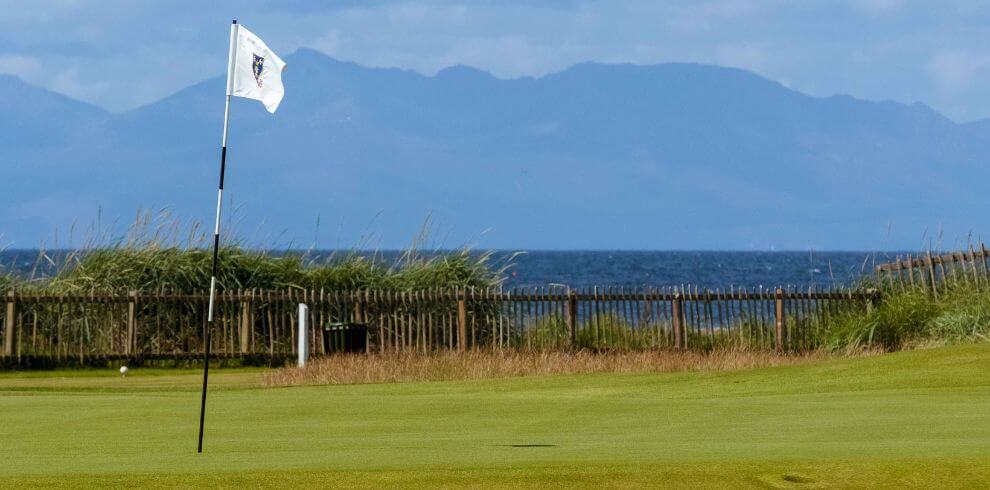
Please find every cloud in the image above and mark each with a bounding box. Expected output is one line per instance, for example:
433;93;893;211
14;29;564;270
924;50;990;119
926;50;990;94
0;54;43;79
0;0;989;120
844;0;909;16
654;0;785;33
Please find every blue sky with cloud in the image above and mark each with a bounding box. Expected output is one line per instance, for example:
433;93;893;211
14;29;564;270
3;0;990;121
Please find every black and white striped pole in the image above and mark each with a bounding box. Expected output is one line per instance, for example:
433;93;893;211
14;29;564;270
198;19;238;454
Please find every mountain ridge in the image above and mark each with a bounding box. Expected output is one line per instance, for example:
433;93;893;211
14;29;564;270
1;49;986;250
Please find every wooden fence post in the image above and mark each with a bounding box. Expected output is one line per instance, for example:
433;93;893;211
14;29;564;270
354;290;371;354
671;292;684;349
906;254;916;287
354;294;366;324
239;292;252;354
968;245;981;286
4;291;16;357
566;290;578;348
867;288;882;311
982;244;990;283
774;288;785;351
126;291;137;356
926;250;938;298
457;290;468;352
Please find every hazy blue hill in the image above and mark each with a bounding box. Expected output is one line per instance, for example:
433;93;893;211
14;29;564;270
961;117;990;140
1;48;987;249
0;75;109;148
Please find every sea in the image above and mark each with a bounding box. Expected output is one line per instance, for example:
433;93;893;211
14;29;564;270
0;250;891;290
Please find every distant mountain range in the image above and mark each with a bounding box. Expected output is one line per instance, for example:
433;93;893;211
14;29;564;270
2;48;987;250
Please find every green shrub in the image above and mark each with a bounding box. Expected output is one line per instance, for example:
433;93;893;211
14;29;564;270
517;314;664;351
0;273;13;294
576;314;656;351
823;282;990;350
519;316;571;350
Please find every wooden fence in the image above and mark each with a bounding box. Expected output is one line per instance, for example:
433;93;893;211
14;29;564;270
0;286;876;366
874;245;990;295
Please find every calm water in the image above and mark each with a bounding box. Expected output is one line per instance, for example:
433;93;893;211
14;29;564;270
0;249;888;289
500;251;883;289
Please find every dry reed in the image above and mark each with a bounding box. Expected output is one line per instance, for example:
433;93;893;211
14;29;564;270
262;349;857;387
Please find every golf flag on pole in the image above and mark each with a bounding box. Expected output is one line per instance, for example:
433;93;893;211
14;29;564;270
198;20;285;454
231;25;287;113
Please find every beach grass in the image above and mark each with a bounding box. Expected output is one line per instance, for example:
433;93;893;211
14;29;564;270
2;211;507;294
825;280;990;349
1;343;988;487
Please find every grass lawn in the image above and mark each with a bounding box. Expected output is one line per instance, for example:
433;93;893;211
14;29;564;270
1;345;989;488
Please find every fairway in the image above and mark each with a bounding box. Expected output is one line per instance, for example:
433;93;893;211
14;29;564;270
2;346;989;488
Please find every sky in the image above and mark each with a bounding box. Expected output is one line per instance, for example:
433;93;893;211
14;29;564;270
3;0;990;121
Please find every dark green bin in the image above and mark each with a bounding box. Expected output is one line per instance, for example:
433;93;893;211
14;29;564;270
322;323;368;354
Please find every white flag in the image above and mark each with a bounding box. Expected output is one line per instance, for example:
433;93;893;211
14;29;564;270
229;25;286;113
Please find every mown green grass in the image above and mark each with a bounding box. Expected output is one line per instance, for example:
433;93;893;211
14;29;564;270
1;345;989;488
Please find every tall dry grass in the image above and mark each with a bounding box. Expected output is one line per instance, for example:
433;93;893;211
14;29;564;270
263;349;862;387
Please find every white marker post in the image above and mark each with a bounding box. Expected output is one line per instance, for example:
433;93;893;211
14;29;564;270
297;303;309;367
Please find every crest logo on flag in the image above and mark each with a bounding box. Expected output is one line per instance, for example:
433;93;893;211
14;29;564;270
252;54;265;88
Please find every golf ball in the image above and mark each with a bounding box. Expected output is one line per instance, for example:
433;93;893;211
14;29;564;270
120;366;128;375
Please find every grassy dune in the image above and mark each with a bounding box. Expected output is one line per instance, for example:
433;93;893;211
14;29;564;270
1;344;988;487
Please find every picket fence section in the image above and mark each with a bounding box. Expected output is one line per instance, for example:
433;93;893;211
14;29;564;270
6;245;985;366
874;244;990;295
0;286;876;364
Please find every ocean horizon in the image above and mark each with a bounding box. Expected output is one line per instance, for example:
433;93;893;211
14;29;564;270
0;249;900;289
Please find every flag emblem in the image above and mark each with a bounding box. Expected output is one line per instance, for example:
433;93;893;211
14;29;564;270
232;25;285;113
252;54;265;88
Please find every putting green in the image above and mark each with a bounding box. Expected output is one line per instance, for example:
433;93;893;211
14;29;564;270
1;345;988;488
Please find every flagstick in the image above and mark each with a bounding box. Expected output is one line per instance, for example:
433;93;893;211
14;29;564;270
198;19;238;454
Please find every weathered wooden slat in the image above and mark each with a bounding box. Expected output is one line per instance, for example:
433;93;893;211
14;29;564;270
876;247;990;272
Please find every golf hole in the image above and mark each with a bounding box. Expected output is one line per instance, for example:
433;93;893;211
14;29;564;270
782;474;815;484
